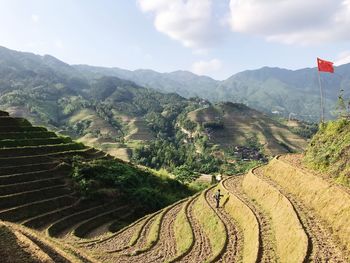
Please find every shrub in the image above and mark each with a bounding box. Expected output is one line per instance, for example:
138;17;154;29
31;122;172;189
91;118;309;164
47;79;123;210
304;119;350;185
71;157;192;212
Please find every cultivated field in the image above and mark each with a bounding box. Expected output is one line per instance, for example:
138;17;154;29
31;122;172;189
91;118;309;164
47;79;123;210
0;110;349;262
188;103;307;155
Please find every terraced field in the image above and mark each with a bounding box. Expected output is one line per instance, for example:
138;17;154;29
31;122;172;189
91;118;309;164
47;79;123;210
0;111;122;262
1;110;349;262
187;103;307;155
73;155;349;262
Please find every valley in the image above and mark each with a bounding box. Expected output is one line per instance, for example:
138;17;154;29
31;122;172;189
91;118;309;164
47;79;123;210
0;110;349;262
0;46;349;263
0;46;313;181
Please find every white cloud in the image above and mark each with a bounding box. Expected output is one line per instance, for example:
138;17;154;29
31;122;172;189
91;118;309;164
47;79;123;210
138;0;350;48
229;0;350;45
192;58;222;76
137;0;224;49
31;14;40;23
335;51;350;66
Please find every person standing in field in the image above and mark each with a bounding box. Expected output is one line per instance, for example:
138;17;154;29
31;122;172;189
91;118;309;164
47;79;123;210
214;189;224;208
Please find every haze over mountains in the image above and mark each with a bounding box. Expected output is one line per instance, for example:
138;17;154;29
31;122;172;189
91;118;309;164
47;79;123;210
1;45;350;122
0;45;310;164
75;61;350;122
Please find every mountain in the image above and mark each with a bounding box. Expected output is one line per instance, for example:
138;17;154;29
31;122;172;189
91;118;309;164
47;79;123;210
0;46;86;85
217;66;350;121
74;64;218;98
74;63;350;122
3;45;347;123
0;46;311;179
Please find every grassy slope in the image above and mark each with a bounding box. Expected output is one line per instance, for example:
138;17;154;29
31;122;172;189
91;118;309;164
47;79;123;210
265;157;350;253
305;118;350;185
220;180;259;263
242;170;308;263
172;197;194;260
193;188;226;262
69;110;152;161
125;117;154;141
188;103;307;155
68;109;119;137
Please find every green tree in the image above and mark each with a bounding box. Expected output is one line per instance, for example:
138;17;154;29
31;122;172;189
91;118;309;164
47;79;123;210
173;165;197;183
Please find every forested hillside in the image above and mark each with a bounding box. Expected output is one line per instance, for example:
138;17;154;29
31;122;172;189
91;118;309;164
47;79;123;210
0;46;311;182
75;63;350;122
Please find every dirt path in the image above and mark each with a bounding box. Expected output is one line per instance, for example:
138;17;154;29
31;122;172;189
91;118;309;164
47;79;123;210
206;187;242;262
223;176;278;263
180;195;213;263
254;166;349;262
122;201;185;263
93;213;160;262
83;215;150;253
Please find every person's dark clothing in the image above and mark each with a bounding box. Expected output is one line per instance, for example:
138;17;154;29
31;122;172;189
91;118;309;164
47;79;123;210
214;190;223;208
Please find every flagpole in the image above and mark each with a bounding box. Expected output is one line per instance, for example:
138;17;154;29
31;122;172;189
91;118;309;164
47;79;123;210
317;69;324;123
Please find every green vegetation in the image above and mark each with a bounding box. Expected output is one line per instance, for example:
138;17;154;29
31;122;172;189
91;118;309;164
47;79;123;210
0;47;307;184
187;103;307;156
221;160;263;176
305;118;350;185
131;101;224;181
131;101;307;182
140;212;162;252
133;137;222;182
71;157;192;211
75;63;350;122
288;121;318;139
332;89;350;119
0;137;72;148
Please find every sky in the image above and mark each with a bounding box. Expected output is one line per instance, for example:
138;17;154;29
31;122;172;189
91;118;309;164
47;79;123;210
0;0;350;80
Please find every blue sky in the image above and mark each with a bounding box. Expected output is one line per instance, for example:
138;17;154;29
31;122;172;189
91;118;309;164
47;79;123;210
0;0;350;80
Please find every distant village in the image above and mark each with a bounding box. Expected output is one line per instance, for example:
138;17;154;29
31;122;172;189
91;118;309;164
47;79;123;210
230;145;267;162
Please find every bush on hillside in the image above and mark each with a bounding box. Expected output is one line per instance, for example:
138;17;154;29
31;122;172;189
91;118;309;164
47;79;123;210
71;157;192;211
173;165;198;183
289;125;318;139
304;119;350;185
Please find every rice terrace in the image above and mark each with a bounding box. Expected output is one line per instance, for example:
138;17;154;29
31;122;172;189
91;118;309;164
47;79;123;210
0;109;349;262
1;0;350;262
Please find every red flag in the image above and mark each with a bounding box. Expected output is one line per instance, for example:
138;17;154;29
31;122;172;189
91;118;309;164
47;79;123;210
317;57;334;73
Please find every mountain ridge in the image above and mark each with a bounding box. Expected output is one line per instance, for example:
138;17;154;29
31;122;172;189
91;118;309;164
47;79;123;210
0;46;309;176
73;58;350;121
2;45;349;122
